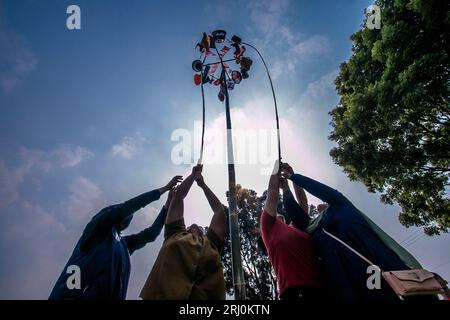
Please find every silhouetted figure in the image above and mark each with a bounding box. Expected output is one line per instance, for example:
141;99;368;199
140;165;227;300
49;176;182;300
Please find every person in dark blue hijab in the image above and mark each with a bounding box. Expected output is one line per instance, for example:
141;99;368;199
280;162;433;301
49;175;182;300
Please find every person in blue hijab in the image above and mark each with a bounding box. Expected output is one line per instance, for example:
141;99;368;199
49;175;182;300
280;162;435;301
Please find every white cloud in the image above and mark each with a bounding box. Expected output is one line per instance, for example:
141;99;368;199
290;35;330;57
0;176;104;299
248;0;290;35
0;161;28;208
289;69;339;116
0;201;70;299
52;144;94;168
4;201;67;240
269;60;284;80
112;133;145;159
0;148;51;208
247;0;330;79
0;17;36;94
63;176;105;228
125;205;161;235
0;144;93;208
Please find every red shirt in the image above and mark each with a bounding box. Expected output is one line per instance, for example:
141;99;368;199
260;210;321;295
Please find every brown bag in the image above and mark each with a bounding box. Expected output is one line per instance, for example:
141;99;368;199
323;229;447;299
382;270;444;297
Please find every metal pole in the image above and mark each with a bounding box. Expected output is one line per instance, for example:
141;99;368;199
221;69;246;300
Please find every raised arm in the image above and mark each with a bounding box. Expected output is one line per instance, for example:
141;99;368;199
195;173;226;242
280;177;310;231
293;183;308;214
281;162;351;206
123;188;174;255
101;175;182;229
80;176;181;251
264;161;281;217
259;162;281;242
165;165;201;224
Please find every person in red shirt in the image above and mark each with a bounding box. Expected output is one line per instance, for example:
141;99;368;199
260;161;323;301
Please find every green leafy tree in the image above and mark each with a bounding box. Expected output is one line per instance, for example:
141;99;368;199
329;0;449;235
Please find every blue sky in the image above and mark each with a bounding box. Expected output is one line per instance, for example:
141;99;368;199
0;0;448;299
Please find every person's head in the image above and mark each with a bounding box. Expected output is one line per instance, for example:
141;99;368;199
317;203;329;213
276;214;286;224
187;223;205;237
93;205;133;232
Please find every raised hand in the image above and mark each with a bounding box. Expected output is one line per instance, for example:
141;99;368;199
167;175;183;189
281;162;294;179
192;164;203;176
160;175;183;194
195;172;206;188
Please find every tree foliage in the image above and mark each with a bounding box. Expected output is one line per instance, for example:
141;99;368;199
329;0;450;235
